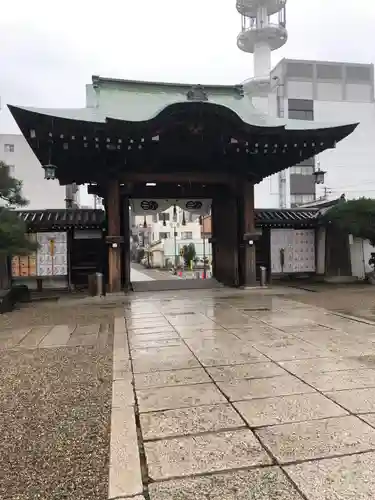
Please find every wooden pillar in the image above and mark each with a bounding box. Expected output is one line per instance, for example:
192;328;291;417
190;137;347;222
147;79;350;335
238;181;257;287
106;180;122;293
123;196;131;292
212;190;239;287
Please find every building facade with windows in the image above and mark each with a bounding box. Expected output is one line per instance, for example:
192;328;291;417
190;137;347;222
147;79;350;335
0;134;79;209
255;58;375;208
132;206;202;248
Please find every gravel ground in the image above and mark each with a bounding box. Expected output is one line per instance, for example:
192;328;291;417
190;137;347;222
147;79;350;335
0;344;113;500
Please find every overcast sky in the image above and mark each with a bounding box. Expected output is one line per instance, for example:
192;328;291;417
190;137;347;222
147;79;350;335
1;0;374;134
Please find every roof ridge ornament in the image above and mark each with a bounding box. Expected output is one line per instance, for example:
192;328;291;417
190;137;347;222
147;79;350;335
186;85;208;102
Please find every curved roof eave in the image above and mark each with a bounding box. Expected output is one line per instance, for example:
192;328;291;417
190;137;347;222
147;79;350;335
8;102;359;134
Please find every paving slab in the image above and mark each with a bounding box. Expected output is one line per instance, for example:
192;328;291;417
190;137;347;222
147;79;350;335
262;316;318;328
235;392;348;427
112;377;134;408
256;415;375;463
127;326;175;335
135;367;211;389
175;326;227;338
255;338;331;361
360;413;375;426
189;340;267;366
140;403;244;440
137;382;226;412
132;346;200;373
108;407;143;498
0;327;31;349
207;361;286;381
149;467;304;499
279;356;371;376
74;324;101;335
38;325;74;348
129;330;180;343
327;387;375;413
284;451;375;500
130;338;184;349
302;369;375;391
218;374;314;401
145;429;271;480
18;326;51;348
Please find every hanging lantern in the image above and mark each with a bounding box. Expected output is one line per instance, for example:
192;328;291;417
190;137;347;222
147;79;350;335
173;204;177;221
143;216;147;228
199;216;203;225
163;213;166;226
182;211;186;226
313;168;326;185
43;164;57;180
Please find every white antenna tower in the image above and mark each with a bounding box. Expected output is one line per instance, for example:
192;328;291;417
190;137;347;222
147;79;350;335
236;0;287;95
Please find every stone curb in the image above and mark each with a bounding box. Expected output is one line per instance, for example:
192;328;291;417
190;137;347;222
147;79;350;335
108;317;143;499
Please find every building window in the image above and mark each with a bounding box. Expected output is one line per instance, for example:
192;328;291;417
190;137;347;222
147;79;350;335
4;144;14;152
288;99;314;121
159;232;170;239
288;109;314;120
181;231;193;240
290;194;315;207
290;166;314;175
158;212;170;221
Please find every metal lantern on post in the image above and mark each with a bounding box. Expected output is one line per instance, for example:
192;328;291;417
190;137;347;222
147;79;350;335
313;168;326;185
43;164;57;180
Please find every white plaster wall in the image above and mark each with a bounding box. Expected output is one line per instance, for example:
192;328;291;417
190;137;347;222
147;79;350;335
316;227;326;275
0;134;66;209
350;237;366;279
346;84;373;103
287;81;314;100
362;240;375;274
314;101;375;200
316;82;343;101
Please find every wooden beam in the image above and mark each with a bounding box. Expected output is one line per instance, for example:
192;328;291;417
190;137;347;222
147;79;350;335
241;181;257;286
106;180;122;293
119;172;236;185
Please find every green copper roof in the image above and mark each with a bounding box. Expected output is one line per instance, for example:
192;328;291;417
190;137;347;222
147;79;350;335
9;74;357;131
9;101;356;132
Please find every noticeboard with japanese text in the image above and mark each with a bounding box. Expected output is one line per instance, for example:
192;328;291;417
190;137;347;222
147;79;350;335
36;232;68;276
11;234;37;277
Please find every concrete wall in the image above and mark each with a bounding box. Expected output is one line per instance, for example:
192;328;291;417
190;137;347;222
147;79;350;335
267;59;375;207
349;237;375;280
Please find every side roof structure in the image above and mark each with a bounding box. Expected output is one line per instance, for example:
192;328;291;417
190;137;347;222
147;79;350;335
16;208;319;231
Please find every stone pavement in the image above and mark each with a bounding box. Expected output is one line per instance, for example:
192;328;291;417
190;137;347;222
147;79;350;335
110;289;375;500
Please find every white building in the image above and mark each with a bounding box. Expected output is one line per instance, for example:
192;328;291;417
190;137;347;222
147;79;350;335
235;1;375;208
132;205;202;248
0;133;80;209
255;58;375;208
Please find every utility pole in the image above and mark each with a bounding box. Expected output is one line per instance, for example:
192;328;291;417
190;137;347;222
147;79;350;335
322;186;333;200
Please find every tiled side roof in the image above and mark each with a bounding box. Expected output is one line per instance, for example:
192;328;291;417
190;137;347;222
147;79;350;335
16;208;319;231
16;209;105;230
254;209;318;227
